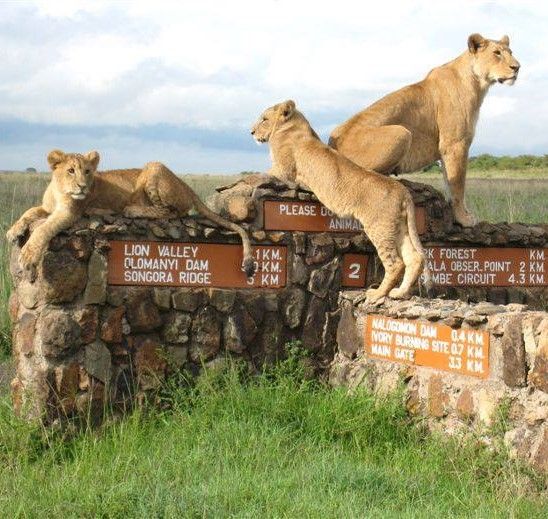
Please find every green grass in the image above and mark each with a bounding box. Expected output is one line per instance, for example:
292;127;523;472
0;359;545;517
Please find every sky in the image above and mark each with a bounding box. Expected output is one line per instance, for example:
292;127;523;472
1;0;547;173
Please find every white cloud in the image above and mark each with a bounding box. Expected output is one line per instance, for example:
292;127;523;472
0;0;547;169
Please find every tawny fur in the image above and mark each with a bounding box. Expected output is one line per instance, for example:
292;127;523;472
6;150;255;275
329;34;520;227
252;100;431;302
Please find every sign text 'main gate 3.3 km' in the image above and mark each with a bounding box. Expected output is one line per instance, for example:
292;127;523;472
107;240;287;288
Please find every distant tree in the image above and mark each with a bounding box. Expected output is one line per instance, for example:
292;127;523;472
25;167;37;173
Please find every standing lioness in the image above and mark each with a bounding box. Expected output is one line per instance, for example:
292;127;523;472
252;100;431;302
329;34;520;227
7;150;255;275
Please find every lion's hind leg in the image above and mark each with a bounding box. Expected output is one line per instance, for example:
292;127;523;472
365;234;405;302
388;233;424;299
332;125;411;175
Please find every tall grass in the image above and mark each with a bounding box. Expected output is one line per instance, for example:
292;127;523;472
0;358;545;517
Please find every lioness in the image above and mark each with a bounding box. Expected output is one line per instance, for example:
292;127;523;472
252;100;431;301
329;34;520;227
6;150;255;275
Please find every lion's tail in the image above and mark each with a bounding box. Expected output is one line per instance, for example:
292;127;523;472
405;196;432;294
191;195;255;277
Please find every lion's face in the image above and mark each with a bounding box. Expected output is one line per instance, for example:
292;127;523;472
251;100;296;143
468;34;520;85
47;149;100;200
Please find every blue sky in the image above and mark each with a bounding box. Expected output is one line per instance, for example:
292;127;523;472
1;0;547;172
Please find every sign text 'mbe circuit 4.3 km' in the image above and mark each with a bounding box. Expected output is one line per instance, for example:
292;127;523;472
424;247;547;287
107;240;287;289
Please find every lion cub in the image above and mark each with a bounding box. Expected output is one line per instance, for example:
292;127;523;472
252;100;431;301
7;150;255;275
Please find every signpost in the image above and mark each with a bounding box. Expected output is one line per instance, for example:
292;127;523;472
107;240;287;288
365;314;489;379
424;247;547;287
264;200;427;234
341;254;368;287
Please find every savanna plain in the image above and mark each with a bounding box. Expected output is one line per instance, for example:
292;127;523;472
0;167;546;517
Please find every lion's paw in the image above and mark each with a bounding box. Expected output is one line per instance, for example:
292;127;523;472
453;208;478;228
388;287;409;299
19;242;41;270
365;288;386;304
6;223;27;244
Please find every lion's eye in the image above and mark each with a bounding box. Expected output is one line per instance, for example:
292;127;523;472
262;117;268;122
68;168;75;175
85;169;91;175
494;50;501;56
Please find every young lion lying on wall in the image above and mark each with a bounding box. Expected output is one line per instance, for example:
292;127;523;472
6;150;255;276
251;100;431;302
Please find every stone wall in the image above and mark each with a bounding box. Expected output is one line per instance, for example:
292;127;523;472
8;174;547;430
330;294;547;472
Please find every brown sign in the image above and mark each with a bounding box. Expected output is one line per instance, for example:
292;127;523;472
424;247;547;287
341;254;369;287
264;201;427;234
107;240;287;288
365;315;489;379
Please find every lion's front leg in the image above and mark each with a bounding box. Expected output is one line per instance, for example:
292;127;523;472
440;141;477;227
19;211;77;270
6;206;49;244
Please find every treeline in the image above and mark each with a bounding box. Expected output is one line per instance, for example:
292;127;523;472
424;154;548;171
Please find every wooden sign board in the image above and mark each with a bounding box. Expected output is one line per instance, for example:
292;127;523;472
108;240;287;289
341;254;368;287
264;201;427;234
424;247;547;287
365;315;489;379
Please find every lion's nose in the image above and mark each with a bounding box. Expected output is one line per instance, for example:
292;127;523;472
511;63;520;72
251;129;255;135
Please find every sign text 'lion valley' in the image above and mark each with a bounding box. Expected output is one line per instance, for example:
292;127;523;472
107;240;287;288
264;200;427;234
365;315;489;378
423;247;547;287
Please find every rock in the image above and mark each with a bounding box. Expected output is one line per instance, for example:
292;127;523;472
530;426;548;473
67;235;92;261
17;279;41;309
291;255;308;285
282;288;307;329
8;292;19;321
456;388;475;421
336;304;359;359
83;251;107;305
306;234;334;265
209;289;236;313
14;312;36;356
172;289;203;312
41;250;88;303
166;345;188;368
53;362;80;413
100;306;126;343
427;375;448;418
308;259;339;299
134;336;167;390
85;340;112;384
190;306;221;362
529;323;548;393
75;306;99;344
126;294;162;333
302;296;329;352
474;302;506;315
37;307;80;357
163;312;192;344
293;233;306;254
251;312;284;364
501;316;527;387
153;288;172;310
476;388;498;426
223;305;257;353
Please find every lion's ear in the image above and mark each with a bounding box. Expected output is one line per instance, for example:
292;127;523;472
500;35;510;47
84;150;100;170
467;33;486;53
280;100;296;119
47;149;66;169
